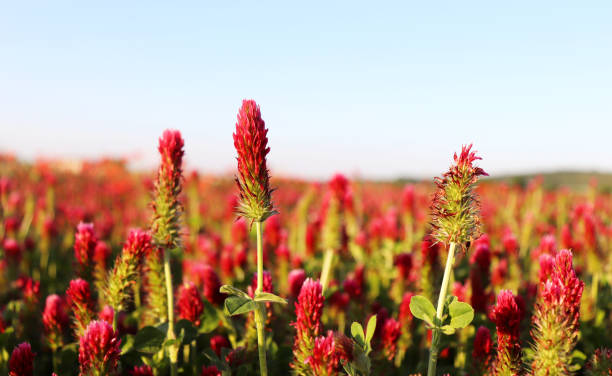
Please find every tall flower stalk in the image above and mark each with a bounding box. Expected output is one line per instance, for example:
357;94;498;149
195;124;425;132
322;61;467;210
150;129;185;376
230;99;279;376
411;145;486;376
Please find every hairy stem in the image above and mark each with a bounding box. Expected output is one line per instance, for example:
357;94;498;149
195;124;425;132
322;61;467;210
163;249;178;376
255;220;268;376
427;241;456;376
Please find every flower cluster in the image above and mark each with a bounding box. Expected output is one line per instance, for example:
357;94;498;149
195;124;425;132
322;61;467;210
9;342;35;376
489;289;523;375
151;129;184;250
78;320;121;376
430;144;487;246
66;278;96;337
292;278;324;374
531;249;584;375
176;281;204;326
105;229;152;313
74;222;98;277
42;294;69;350
233;99;276;222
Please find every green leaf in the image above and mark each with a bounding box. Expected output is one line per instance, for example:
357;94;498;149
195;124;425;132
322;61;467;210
253;292;288;305
365;315;377;345
440;325;456;335
175;319;198;344
342;361;358;376
448;301;474;329
223;295;256;316
220;285;250;299
133;326;166;354
409;295;436;326
200;307;221;334
350;322;366;347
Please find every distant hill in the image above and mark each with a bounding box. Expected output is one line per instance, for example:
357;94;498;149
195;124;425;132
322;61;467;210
488;171;612;192
393;171;612;192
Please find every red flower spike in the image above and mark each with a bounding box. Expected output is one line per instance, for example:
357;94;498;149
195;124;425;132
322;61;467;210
291;278;325;373
67;278;95;337
176;281;204;326
288;269;307;298
233;99;276;222
381;318;401;361
490;290;523;375
74;222;97;275
43;294;69;349
78;320;121;376
9;342;35;376
430;144;487;246
209;335;230;356
473;326;493;374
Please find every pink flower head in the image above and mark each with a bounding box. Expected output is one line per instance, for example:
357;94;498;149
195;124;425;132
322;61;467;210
431;144;487;246
209;335;230;356
78;320;121;376
233;99;276;222
542;249;584;331
305;331;348;375
3;238;21;263
158;129;184;183
399;292;415;325
538;253;555;283
176;281;204;326
67;278;95;335
67;278;94;311
74;222;97;272
293;278;324;349
130;365;154;376
9;342;34;376
248;270;273;297
381;318;401;360
200;365;221;376
99;305;114;325
123;229;152;261
288;269;307;298
472;326;493;372
94;241;111;268
43;294;69;347
199;264;224;305
453;281;467;303
489;290;522;374
470;243;491;274
394;253;413;280
502;231;518;255
329;174;350;203
16;277;40;305
401;184;416;215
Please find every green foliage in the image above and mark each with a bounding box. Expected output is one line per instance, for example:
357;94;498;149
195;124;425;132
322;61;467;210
344;316;377;376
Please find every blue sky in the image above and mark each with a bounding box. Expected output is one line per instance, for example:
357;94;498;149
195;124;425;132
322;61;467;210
1;2;611;179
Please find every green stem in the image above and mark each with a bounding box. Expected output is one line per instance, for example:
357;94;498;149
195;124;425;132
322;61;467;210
320;248;334;293
163;249;178;376
427;241;456;376
255;221;268;376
